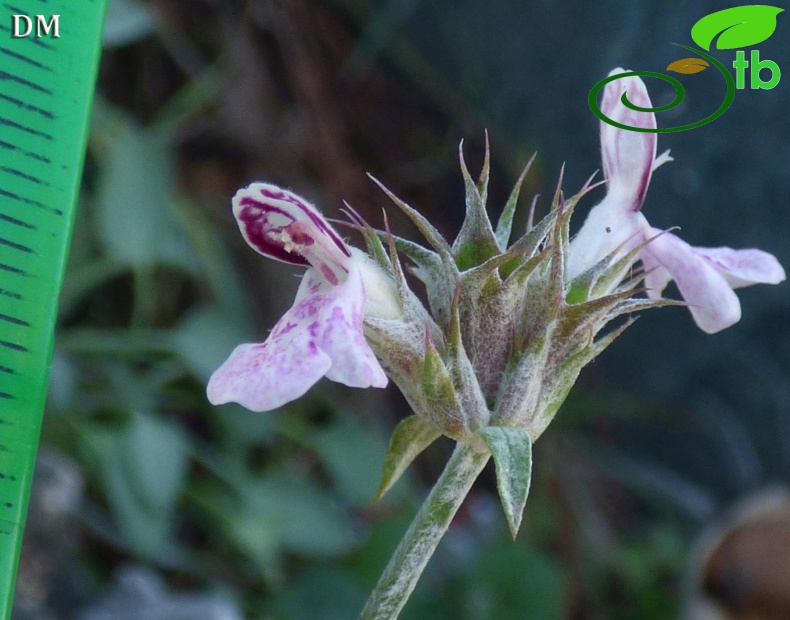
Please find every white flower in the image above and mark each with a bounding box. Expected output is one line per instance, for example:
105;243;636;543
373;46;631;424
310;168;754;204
207;183;388;412
569;69;784;333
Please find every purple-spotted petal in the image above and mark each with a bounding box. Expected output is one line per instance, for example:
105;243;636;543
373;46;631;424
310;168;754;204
233;183;352;285
600;69;657;210
299;265;388;388
641;229;741;334
693;246;786;288
206;335;332;412
207;263;387;412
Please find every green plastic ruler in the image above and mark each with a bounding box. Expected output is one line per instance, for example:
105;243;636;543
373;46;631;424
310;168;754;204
0;1;107;616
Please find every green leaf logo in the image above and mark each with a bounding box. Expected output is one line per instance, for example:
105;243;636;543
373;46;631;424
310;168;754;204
691;5;784;51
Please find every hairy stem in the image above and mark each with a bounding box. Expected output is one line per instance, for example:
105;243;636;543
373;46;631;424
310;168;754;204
360;442;490;619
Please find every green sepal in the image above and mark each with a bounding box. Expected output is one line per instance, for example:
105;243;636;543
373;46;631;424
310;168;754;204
502;247;550;294
494;316;556;427
548;184;579;289
380;211;415;307
453;140;500;271
462;245;528;287
348;204;392;272
447;288;491;429
507;206;557;259
421;334;464;435
504;192;571;336
369;176;461;329
374;415;442;501
495;153;536;250
516;197;572;338
369;174;454;261
380;231;458;329
477;426;533;539
381;233;442;277
559;288;636;342
476;131;491;200
565;281;588;305
568;227;667;304
605;296;683;325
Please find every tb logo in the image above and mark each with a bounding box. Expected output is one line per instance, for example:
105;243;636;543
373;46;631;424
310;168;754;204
733;50;781;89
589;5;784;133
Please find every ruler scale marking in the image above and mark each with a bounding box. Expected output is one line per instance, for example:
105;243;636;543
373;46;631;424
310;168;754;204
0;94;55;119
0;213;36;229
0;116;53;139
0;46;53;71
0;140;50;164
0;188;57;212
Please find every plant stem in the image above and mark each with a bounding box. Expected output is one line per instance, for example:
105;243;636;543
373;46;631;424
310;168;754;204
360;442;490;619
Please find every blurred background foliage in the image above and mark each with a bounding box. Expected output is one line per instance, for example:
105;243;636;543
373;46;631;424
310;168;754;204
13;0;790;618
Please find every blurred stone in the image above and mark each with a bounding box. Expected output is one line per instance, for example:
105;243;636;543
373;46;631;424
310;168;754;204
684;488;790;620
77;566;243;620
13;450;84;620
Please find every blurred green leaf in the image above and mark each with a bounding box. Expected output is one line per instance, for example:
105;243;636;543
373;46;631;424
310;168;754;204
57;328;171;358
409;544;564;620
123;412;189;513
169;196;250;321
270;565;367;620
151;66;229;139
346;508;416;590
211;403;278;449
345;0;424;74
93;120;197;272
463;546;565;620
80;412;189;559
58;259;130;318
171;305;252;383
312;418;391;506
219;472;358;581
246;474;357;557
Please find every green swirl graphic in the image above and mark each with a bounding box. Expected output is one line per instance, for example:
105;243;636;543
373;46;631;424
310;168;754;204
588;44;736;133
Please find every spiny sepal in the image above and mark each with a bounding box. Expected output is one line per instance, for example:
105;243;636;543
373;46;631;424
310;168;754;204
506;207;557;266
494;317;556;429
343;202;392;272
527;317;637;439
421;331;466;437
360;142;677;451
477;426;533;539
447;288;491;430
496;153;536;250
452;139;500;271
567;228;673;304
372;221;459;331
369;174;454;262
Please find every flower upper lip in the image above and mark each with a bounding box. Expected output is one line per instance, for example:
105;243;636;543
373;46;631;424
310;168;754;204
234;183;352;285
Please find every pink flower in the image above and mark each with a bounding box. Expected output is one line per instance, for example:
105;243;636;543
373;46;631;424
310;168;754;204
207;183;388;412
569;69;784;333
